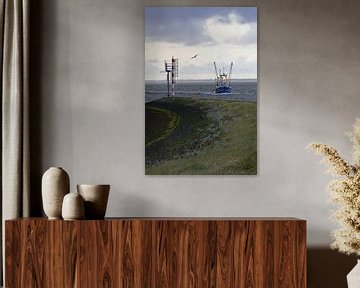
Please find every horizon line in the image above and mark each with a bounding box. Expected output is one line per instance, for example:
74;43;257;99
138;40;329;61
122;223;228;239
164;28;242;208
145;78;257;81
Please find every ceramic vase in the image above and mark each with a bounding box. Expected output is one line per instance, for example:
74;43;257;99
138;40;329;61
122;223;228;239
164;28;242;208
77;184;110;219
62;192;85;220
42;167;70;219
347;259;360;287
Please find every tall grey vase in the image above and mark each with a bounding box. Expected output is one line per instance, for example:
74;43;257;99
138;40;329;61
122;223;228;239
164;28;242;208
42;167;70;219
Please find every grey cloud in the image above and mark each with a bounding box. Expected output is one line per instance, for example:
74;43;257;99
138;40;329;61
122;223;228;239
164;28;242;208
146;19;213;46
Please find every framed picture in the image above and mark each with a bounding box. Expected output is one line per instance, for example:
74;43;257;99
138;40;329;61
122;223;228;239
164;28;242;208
145;7;257;175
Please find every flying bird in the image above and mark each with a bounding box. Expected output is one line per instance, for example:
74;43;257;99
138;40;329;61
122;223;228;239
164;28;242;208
185;54;199;63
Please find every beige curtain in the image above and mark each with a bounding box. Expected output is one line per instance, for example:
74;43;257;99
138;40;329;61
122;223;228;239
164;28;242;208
0;0;30;284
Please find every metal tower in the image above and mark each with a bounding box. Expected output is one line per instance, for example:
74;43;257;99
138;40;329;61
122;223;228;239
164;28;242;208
164;56;178;97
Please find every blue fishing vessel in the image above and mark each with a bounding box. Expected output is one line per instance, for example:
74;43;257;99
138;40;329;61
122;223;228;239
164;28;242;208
214;61;233;94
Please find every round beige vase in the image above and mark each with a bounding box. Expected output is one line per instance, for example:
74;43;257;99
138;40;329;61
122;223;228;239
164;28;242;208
77;184;110;219
42;167;70;219
62;192;85;220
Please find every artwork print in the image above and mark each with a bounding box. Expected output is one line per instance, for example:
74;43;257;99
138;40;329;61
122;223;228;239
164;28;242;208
145;7;257;175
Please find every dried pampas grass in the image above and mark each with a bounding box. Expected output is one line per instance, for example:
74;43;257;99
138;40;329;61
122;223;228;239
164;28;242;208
308;118;360;256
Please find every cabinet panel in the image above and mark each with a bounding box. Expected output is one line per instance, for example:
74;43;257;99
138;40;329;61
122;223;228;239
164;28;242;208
6;218;306;288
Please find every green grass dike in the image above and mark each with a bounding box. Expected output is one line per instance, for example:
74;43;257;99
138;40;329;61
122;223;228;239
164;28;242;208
145;106;180;147
145;97;257;175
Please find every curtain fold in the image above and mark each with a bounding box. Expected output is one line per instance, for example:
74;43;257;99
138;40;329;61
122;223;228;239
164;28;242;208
0;0;30;284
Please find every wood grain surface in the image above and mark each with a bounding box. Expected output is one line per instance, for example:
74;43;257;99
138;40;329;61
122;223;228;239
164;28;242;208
5;218;306;287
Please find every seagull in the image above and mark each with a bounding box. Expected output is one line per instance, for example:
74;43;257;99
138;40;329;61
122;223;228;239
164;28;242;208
185;54;199;63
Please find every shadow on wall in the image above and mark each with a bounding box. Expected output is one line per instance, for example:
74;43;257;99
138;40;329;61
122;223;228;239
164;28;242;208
110;192;182;217
308;248;357;288
29;0;46;216
29;0;72;216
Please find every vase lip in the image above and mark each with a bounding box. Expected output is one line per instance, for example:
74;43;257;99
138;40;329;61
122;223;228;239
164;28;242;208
66;192;82;197
77;184;110;187
49;166;63;169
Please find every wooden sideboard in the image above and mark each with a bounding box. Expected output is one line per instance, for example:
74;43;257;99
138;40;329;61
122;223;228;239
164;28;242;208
5;218;306;287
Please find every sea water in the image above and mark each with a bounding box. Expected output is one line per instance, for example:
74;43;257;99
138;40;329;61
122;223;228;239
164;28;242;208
145;80;257;103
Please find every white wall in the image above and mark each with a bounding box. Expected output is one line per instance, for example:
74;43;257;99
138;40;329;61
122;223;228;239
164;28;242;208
33;0;360;247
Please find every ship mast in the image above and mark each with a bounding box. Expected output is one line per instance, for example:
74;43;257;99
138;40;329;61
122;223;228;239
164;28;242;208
214;62;219;77
228;62;233;81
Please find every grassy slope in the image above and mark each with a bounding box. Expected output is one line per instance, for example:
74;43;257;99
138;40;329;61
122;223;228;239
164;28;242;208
145;97;257;175
145;106;180;147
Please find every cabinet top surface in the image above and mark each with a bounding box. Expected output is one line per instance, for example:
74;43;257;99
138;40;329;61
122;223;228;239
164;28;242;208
6;217;306;222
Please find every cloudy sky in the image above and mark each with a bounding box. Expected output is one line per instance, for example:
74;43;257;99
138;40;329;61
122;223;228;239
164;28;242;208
145;7;257;81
